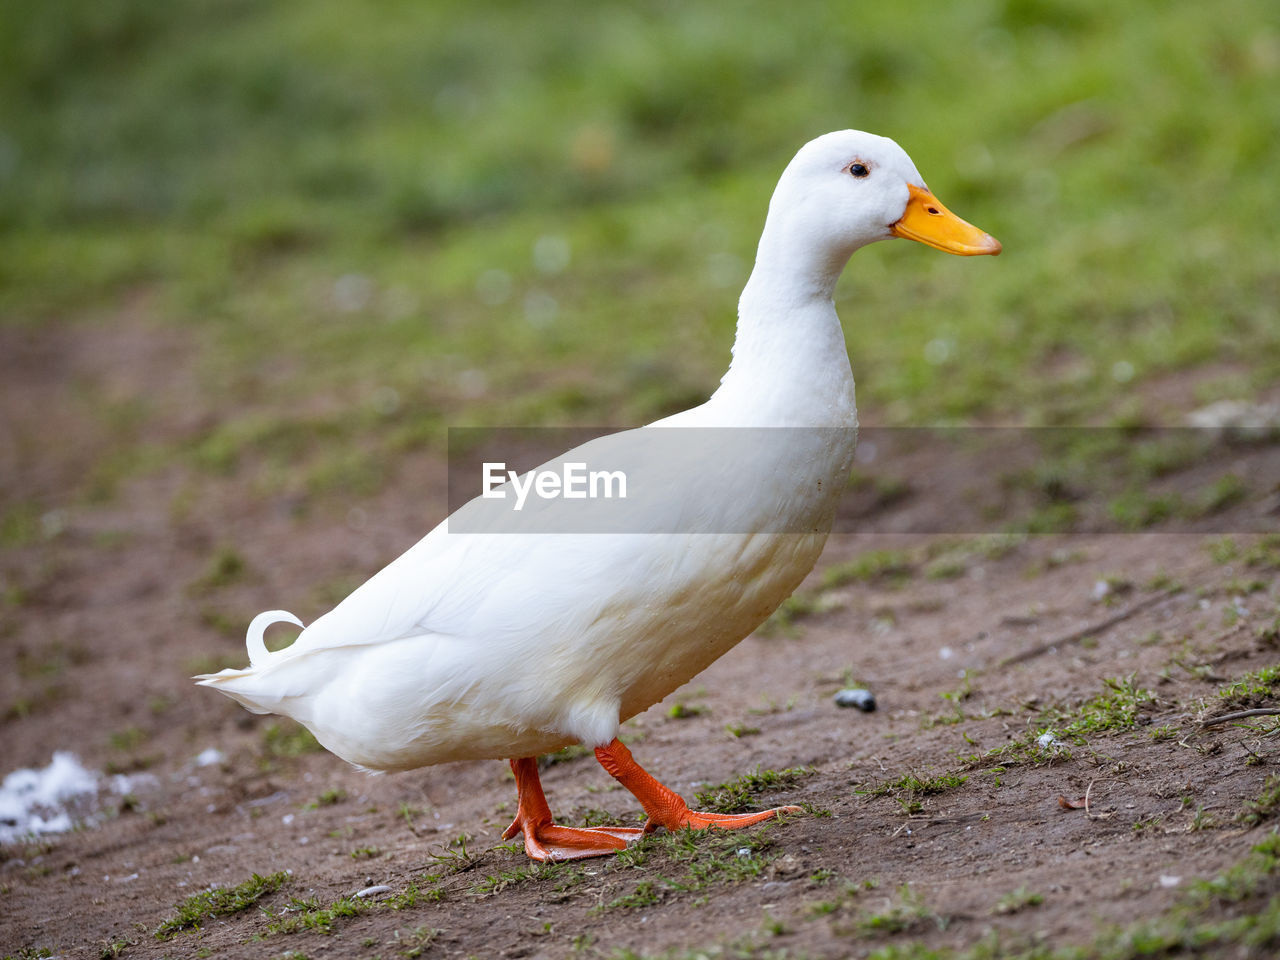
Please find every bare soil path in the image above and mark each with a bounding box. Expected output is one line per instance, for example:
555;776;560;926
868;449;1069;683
2;319;1278;960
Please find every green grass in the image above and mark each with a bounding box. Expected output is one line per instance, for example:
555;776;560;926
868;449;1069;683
107;725;147;752
992;428;1275;535
857;833;1280;960
760;590;832;636
859;770;969;814
950;676;1154;777
1243;535;1280;571
666;702;707;720
1043;675;1155;741
1212;536;1280;572
627;833;1280;960
854;885;946;937
5;0;1280;518
604;880;663;912
97;939;134;959
601;826;778;912
304;788;346;809
1239;776;1280;828
267;882;441;936
822;550;915;589
1258;617;1280;648
992;887;1044;915
770;537;1030;634
267;895;367;936
597;834;1280;959
473;859;584;897
692;766;813;814
188;545;248;593
385;926;440;958
260;721;324;758
155;870;291;940
1217;665;1280;710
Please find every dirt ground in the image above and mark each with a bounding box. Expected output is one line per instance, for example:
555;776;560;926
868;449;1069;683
2;319;1279;959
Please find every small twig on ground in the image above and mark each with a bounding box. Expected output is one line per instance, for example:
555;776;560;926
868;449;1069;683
1200;708;1280;728
998;591;1176;668
1000;614;1040;627
1083;777;1118;821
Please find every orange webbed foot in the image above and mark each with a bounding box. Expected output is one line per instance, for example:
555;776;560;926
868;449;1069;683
501;817;642;862
594;738;802;834
656;805;802;832
504;757;644;862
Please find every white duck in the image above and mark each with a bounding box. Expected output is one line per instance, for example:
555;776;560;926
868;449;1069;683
197;130;999;861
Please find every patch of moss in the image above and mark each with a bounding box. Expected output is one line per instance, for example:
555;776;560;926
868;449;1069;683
1218;665;1280;710
1048;675;1155;740
155;871;290;940
267;895;366;935
600;828;777;912
261;722;324;758
693;766;813;814
859;770;969;815
822;550;914;589
473;859;583;897
1239;776;1280;828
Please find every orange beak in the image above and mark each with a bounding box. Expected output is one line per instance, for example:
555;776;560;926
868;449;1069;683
890;184;1001;256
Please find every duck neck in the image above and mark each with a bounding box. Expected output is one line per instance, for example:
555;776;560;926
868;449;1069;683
712;224;858;426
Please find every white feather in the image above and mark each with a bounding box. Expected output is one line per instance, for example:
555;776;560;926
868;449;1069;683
245;610;305;667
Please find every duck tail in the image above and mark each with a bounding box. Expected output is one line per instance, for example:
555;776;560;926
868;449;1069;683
192;610;307;714
244;609;305;667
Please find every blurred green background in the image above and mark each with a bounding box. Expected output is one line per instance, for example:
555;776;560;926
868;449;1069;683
2;0;1277;500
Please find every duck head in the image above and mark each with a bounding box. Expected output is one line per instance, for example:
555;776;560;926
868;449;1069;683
756;130;1000;288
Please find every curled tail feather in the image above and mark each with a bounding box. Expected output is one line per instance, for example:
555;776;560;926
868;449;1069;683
193;610;309;715
246;609;305;666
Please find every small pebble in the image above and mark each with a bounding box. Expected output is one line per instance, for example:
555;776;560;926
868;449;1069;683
194;747;225;767
834;688;876;712
355;884;392;899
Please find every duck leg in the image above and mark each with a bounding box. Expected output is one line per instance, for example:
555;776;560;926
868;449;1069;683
502;757;644;861
595;738;801;832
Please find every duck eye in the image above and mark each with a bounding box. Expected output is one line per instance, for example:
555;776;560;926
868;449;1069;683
848;162;870;179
